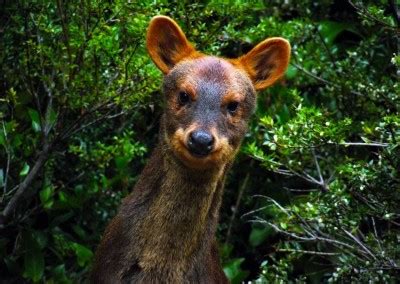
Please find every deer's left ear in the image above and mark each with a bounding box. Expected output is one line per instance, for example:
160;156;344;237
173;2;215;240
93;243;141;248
146;16;197;74
238;38;291;90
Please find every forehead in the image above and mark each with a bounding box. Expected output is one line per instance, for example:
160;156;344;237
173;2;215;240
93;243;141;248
189;57;235;81
168;56;251;96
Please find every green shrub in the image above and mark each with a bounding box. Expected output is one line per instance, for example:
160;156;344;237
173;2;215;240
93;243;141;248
0;0;398;282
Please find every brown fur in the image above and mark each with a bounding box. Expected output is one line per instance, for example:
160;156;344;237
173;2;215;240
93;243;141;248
91;16;290;283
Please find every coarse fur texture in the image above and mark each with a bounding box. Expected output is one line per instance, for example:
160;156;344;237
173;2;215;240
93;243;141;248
91;16;290;283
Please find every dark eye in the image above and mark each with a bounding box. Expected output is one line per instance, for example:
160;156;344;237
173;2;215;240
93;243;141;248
178;91;190;105
227;101;239;114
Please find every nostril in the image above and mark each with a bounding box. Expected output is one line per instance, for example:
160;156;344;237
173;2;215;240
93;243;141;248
206;136;214;149
188;134;195;146
188;130;214;156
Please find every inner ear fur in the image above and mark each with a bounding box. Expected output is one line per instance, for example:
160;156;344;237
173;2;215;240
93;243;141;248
238;38;291;90
146;16;198;74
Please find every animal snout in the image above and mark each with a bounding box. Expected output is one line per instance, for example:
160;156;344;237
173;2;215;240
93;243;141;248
187;130;215;157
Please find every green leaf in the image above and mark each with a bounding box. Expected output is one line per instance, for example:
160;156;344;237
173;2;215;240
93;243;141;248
57;191;80;209
50;264;71;284
260;116;274;127
72;225;87;240
28;108;41;132
19;163;30;177
280;222;288;229
34;231;48;249
22;231;44;282
72;243;93;267
285;65;297;79
48;107;58;128
361;136;371;143
40;185;54;209
0;131;5;146
115;156;129;169
219;242;234;260
249;226;274;247
223;258;249;284
318;21;358;46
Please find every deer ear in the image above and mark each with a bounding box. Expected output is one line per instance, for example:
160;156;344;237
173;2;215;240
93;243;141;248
238;38;291;90
146;16;197;74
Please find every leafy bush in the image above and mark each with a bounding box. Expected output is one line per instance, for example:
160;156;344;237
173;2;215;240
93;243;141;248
0;0;398;282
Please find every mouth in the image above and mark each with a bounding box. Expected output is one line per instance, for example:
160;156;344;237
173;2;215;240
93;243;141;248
189;151;208;158
168;128;233;169
179;140;215;159
173;139;224;169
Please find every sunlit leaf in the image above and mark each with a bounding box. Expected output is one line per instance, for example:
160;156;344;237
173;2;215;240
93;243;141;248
72;243;93;267
223;258;249;284
28;108;41;132
19;163;30;177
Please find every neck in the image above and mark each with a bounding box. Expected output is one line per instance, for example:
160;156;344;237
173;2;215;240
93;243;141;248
138;146;226;276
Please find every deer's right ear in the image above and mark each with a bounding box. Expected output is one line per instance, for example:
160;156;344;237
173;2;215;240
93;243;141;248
146;16;197;74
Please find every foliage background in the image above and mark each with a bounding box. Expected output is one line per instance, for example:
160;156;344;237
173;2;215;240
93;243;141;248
0;0;399;282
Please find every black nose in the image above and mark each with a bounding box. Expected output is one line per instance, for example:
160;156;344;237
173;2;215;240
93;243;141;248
188;130;214;157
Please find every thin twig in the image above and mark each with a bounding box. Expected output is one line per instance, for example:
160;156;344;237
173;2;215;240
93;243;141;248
241;205;271;219
252;195;291;217
277;248;339;256
1;121;11;202
336;142;389;147
250;218;316;241
251;218;369;255
371;217;384;253
312;149;328;191
67;111;125;137
56;0;72;62
292;63;364;97
316;28;337;69
289;167;321;187
342;228;377;260
349;0;399;32
284;187;318;193
290;210;321;238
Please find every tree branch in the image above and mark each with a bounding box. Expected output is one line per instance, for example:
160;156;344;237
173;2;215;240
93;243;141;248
0;142;52;226
277;248;339;256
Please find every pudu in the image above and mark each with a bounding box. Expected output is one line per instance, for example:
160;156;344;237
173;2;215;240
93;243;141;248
92;16;290;283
